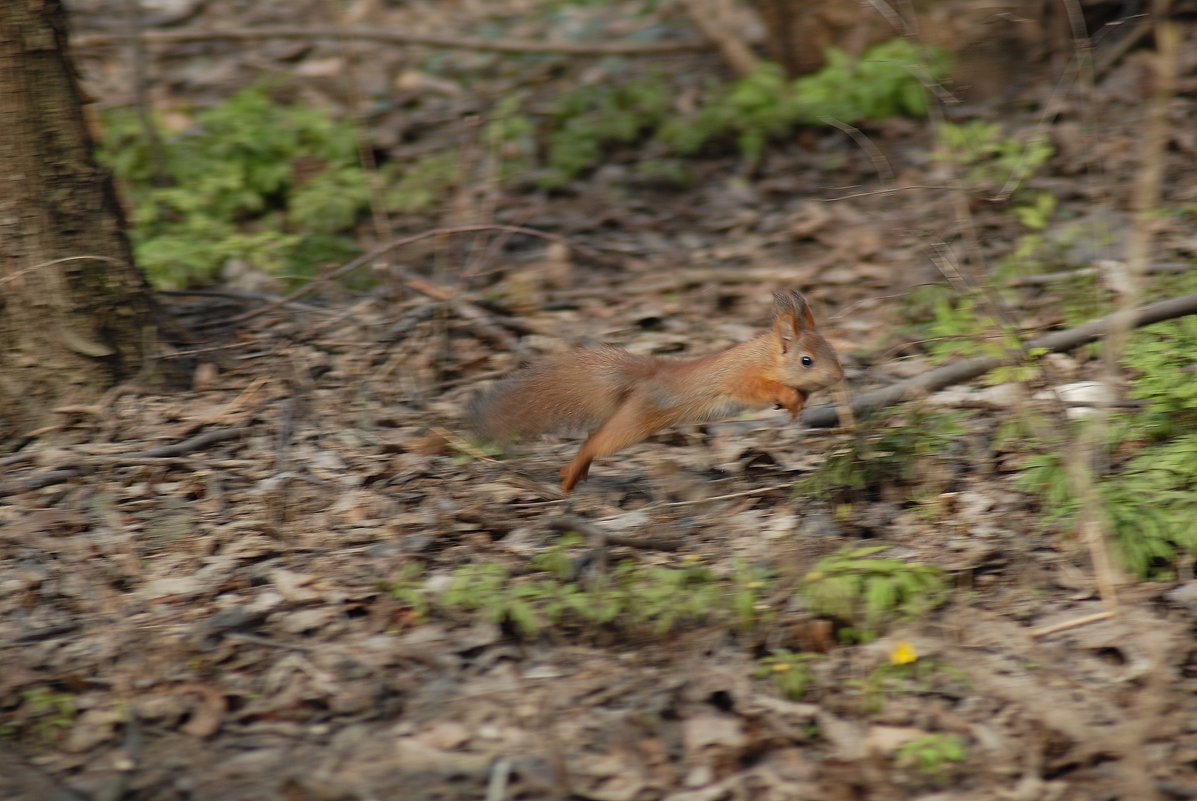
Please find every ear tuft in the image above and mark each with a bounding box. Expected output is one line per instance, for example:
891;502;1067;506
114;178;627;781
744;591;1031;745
774;290;816;332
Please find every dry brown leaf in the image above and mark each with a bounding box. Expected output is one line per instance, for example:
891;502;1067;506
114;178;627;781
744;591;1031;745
179;683;228;738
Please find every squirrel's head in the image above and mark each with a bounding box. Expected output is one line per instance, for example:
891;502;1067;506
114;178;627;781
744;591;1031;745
772;290;844;393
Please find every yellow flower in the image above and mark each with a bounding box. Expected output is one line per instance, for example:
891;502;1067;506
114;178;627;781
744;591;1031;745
890;641;918;665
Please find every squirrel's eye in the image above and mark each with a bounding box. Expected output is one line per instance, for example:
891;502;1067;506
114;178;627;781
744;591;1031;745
801;356;813;367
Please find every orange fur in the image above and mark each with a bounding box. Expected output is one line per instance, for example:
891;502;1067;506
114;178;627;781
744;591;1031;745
468;291;843;493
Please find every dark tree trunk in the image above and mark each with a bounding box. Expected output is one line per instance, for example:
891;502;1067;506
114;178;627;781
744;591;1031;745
0;0;171;439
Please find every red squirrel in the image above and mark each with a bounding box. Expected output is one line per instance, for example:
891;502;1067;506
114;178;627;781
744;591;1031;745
468;290;844;493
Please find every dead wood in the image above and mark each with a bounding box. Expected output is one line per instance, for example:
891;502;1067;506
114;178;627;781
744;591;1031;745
0;749;92;801
0;427;250;497
549;515;684;552
1007;262;1190;287
402;278;519;351
72;26;711;57
676;0;760;77
801;290;1197;427
216;224;618;328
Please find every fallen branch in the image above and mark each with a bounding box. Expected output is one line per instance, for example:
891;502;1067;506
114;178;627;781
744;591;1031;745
1007;261;1190;287
213;224;617;327
0;427;250;497
402;277;520;350
549;515;683;553
801;290;1197;428
72;26;711;57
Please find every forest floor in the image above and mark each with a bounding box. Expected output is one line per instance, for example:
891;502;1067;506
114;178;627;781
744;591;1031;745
3;1;1197;800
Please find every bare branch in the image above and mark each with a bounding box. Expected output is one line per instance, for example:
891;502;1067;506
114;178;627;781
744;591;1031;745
802;291;1197;427
72;26;711;57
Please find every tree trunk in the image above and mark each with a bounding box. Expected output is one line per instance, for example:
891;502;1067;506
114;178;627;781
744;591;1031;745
745;0;891;76
0;0;171;440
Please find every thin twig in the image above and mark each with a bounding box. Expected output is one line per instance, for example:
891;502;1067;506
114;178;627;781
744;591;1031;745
0;255;125;287
214;224;614;327
1067;15;1178;617
1029;609;1116;638
72;26;711;56
549;515;682;552
641;482;794;510
403;277;519;350
122;426;253;460
822;118;894;182
824;185;957;201
0;427;251;497
1093;12;1158;77
1006;261;1190;287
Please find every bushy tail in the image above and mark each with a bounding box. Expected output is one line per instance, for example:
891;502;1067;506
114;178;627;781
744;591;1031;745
467;347;648;442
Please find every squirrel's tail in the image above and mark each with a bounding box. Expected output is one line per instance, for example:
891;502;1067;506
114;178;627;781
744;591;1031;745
468;347;649;442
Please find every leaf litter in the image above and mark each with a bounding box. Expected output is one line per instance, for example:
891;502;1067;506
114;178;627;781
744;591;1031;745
3;1;1197;799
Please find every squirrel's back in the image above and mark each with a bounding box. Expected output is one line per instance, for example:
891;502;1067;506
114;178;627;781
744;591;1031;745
464;289;842;493
468;346;654;441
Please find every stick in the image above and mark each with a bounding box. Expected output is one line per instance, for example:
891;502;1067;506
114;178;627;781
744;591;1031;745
549;515;682;552
72;27;711;57
214;224;614;327
676;0;759;77
0;427;250;497
801;290;1197;427
1030;609;1116;638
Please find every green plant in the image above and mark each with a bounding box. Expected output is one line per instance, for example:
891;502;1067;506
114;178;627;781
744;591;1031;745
917;290;992;363
800;546;948;642
729;561;775;631
796;408;967;504
1122;317;1197;439
529;531;586;578
659;62;798;161
424;547;775;638
21;687;77;744
661;39;948;162
480;76;676;189
1018;436;1197;578
100;86;375;287
441;563;545;636
995;213;1119;294
909;288;1048;381
896;733;967;773
603;560;724;633
387;153;462;214
1101;443;1197;575
1053;273;1110;328
484;92;538;181
481;39;949;189
1014;450;1073;523
792;39;947;122
933;120;1053;197
1015;319;1197;577
851;646;968;713
385;563;431;621
1145;256;1197;301
541;76;672;188
755;649;820;700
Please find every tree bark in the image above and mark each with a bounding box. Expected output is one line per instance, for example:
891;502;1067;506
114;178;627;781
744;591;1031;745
745;0;890;76
0;0;169;439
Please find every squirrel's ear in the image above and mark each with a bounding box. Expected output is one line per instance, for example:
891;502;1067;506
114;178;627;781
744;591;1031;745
773;290;817;338
789;291;817;331
772;293;792;354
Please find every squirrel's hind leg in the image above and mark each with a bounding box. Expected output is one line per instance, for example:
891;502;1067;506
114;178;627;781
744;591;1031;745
559;397;671;493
